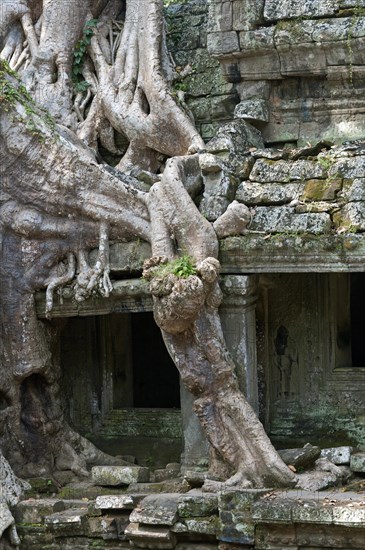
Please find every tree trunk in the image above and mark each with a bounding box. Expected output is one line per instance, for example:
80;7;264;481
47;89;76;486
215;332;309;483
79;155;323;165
0;1;296;520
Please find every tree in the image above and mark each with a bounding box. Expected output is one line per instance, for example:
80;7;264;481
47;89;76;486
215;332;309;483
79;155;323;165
0;0;295;511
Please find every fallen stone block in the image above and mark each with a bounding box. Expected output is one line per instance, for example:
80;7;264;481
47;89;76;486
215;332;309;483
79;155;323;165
91;465;150;487
95;494;134;510
129;494;180;526
320;446;353;465
13;498;65;525
278;444;321;470
44;507;89;536
350;452;365;473
178;492;218;517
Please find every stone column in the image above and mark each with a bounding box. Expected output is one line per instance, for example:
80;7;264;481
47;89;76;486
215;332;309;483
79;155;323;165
180;384;209;473
220;274;259;413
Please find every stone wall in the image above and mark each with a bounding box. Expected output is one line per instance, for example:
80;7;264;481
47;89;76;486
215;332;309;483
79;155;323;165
167;0;239;140
207;0;365;145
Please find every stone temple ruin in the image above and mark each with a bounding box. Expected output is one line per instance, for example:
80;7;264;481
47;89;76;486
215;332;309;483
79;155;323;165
1;0;365;549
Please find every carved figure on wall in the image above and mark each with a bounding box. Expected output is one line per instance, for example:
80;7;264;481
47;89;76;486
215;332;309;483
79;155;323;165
274;325;299;401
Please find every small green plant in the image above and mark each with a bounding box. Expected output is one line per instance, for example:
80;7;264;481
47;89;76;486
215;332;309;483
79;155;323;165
72;19;98;92
144;255;197;280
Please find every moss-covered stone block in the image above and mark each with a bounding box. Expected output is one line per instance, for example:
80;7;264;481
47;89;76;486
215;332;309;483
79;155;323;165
302;178;342;201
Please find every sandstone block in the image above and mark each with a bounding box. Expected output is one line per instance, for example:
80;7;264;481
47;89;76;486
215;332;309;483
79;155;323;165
95;495;134;510
302;178;342;201
236;181;304;205
320;446;353;465
125;522;176;549
178;493;218;517
264;0;338;21
350;452;365;473
234;99;269;123
334;202;365;232
91;465;149;487
129;494;180;526
250;159;326;183
207;31;239;56
250;207;331;234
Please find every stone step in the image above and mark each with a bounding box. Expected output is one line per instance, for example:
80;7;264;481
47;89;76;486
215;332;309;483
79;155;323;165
44;507;89;536
129;494;181;526
125;522;176;549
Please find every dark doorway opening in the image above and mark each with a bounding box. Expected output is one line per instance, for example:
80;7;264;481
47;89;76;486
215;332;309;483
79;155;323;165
351;273;365;367
131;312;180;408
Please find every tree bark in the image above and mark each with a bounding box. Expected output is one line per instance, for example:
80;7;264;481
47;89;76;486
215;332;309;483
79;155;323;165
0;0;296;511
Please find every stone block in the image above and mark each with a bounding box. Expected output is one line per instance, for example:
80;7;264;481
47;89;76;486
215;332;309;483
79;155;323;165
125;522;176;549
85;514;120;539
302;178;342;201
13;499;65;525
320;446;353;465
199;153;223;173
334;202;365;231
95;495;134;510
92;240;151;275
250;159;326;183
91;465;150;487
255;523;297;549
183;516;220;536
206;120;264;155
330;155;365;179
219;489;268;513
295;470;341;491
236;182;304;205
252;499;292;523
207;1;233;32
234;99;269;123
278;444;321;469
219;510;254;545
232;0;264;31
333;505;365;526
250;207;331;234
129;494;180;526
341;178;365;201
178;493;218;518
350;452;365;473
291;502;333;524
264;0;339;21
207;31;239;56
44;507;88;536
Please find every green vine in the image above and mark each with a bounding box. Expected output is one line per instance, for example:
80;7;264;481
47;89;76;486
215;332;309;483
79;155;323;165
72;19;98;93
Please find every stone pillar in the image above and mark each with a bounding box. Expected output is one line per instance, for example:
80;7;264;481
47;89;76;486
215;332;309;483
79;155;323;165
180;384;209;472
220;274;259;413
180;274;259;470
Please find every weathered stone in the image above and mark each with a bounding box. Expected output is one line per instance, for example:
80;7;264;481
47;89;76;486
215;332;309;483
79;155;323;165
128;479;191;494
125;522;176;549
291;501;333;524
206;120;264;155
44;507;89;536
295;201;338;213
333;505;365;526
250;159;326;183
183;516;220;536
199;153;223;173
85;514;120;539
14;499;65;525
264;0;339;21
178;492;218;518
278;444;321;470
350;452;365;473
340;178;365;201
330;155;365;179
207;31;239;56
27;477;58;494
302;178;342;201
91;465;150;487
213;200;251;238
91;240;151;275
334;202;365;231
295;470;342;491
320;446;353;465
95;495;134;510
219;510;255;545
234;99;269;123
219;489;268;512
200;171;238;221
250;207;331;234
232;0;264;32
129;494;180;526
236;181;304;205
